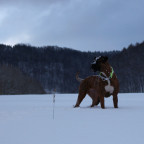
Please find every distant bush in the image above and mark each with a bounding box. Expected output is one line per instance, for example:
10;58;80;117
0;65;45;94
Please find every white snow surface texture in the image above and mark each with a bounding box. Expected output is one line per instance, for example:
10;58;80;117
0;93;144;144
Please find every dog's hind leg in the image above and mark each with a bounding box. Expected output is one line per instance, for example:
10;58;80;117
74;91;86;108
90;97;100;107
90;95;99;107
94;98;100;106
88;89;100;107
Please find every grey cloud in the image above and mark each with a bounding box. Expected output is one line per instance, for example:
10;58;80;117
0;0;68;5
0;0;144;51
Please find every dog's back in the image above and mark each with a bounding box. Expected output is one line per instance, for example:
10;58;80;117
79;75;100;91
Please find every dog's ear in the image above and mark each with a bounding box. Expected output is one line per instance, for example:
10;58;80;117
102;56;108;63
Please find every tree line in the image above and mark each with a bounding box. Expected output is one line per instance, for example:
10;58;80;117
0;41;144;94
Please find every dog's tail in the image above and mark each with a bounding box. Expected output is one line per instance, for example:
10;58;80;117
76;72;83;82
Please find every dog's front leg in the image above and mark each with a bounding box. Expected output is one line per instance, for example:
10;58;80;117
100;95;105;109
113;94;118;108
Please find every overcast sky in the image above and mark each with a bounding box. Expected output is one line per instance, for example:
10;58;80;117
0;0;144;51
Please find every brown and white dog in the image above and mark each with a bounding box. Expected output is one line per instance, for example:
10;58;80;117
74;56;119;109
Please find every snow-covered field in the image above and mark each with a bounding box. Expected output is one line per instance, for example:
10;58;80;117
0;93;144;144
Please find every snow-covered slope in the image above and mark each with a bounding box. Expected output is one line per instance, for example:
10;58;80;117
0;93;144;144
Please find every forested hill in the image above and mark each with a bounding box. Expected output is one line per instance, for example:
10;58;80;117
0;41;144;93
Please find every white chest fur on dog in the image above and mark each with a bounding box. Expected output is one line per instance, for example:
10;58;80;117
105;79;114;94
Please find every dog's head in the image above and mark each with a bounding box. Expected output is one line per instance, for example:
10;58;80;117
91;56;108;72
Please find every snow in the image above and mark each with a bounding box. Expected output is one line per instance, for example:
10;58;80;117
0;93;144;144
